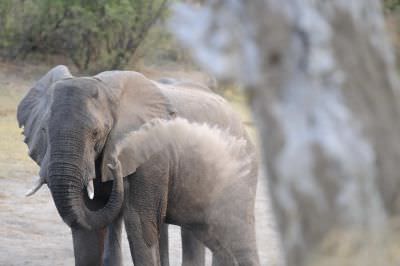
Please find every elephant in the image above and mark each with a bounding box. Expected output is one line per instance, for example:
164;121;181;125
17;65;258;266
107;117;260;265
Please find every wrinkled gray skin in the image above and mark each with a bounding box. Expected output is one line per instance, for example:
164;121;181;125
17;66;256;266
110;118;260;266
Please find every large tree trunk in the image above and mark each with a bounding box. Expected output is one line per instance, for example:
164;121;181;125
171;0;400;265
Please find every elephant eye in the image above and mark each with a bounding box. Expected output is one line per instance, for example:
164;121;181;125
94;138;106;154
92;129;99;139
94;142;101;153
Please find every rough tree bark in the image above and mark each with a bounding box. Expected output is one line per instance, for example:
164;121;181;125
171;0;400;265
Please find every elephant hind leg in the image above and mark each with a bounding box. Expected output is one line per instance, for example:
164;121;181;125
189;221;260;266
222;223;260;266
181;228;206;266
188;227;235;266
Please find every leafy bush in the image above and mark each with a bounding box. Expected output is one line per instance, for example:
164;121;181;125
385;0;400;10
0;0;168;72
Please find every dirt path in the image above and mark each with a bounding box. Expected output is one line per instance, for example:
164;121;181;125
0;169;282;266
0;62;282;265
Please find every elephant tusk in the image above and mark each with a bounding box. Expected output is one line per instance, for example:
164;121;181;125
25;176;45;197
87;180;94;200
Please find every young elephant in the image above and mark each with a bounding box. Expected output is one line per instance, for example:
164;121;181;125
107;118;260;266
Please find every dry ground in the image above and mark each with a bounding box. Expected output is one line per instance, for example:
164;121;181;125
0;61;282;265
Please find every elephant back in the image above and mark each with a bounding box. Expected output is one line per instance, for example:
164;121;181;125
160;85;246;138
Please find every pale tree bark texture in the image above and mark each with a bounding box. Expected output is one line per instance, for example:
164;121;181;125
171;1;400;265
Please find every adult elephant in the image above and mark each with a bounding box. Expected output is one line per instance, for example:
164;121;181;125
17;65;256;266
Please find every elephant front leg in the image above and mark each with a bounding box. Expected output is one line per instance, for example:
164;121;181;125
160;223;170;266
124;208;161;266
181;228;205;266
103;212;124;266
72;227;107;266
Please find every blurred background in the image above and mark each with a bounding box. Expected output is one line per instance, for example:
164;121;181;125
0;0;250;128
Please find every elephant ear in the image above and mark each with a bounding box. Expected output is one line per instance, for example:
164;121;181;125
17;65;72;167
105;133;151;180
107;119;174;179
96;71;176;182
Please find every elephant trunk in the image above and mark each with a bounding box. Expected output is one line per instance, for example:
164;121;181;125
48;140;123;230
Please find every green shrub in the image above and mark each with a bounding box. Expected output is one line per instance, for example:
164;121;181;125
0;0;168;72
385;0;400;10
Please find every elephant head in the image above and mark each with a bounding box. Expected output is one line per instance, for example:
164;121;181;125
17;66;175;230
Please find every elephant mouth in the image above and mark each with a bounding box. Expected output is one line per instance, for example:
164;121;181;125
83;178;113;211
82;157;113;211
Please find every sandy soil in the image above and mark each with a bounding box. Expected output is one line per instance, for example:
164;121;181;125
0;170;282;265
0;62;283;266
